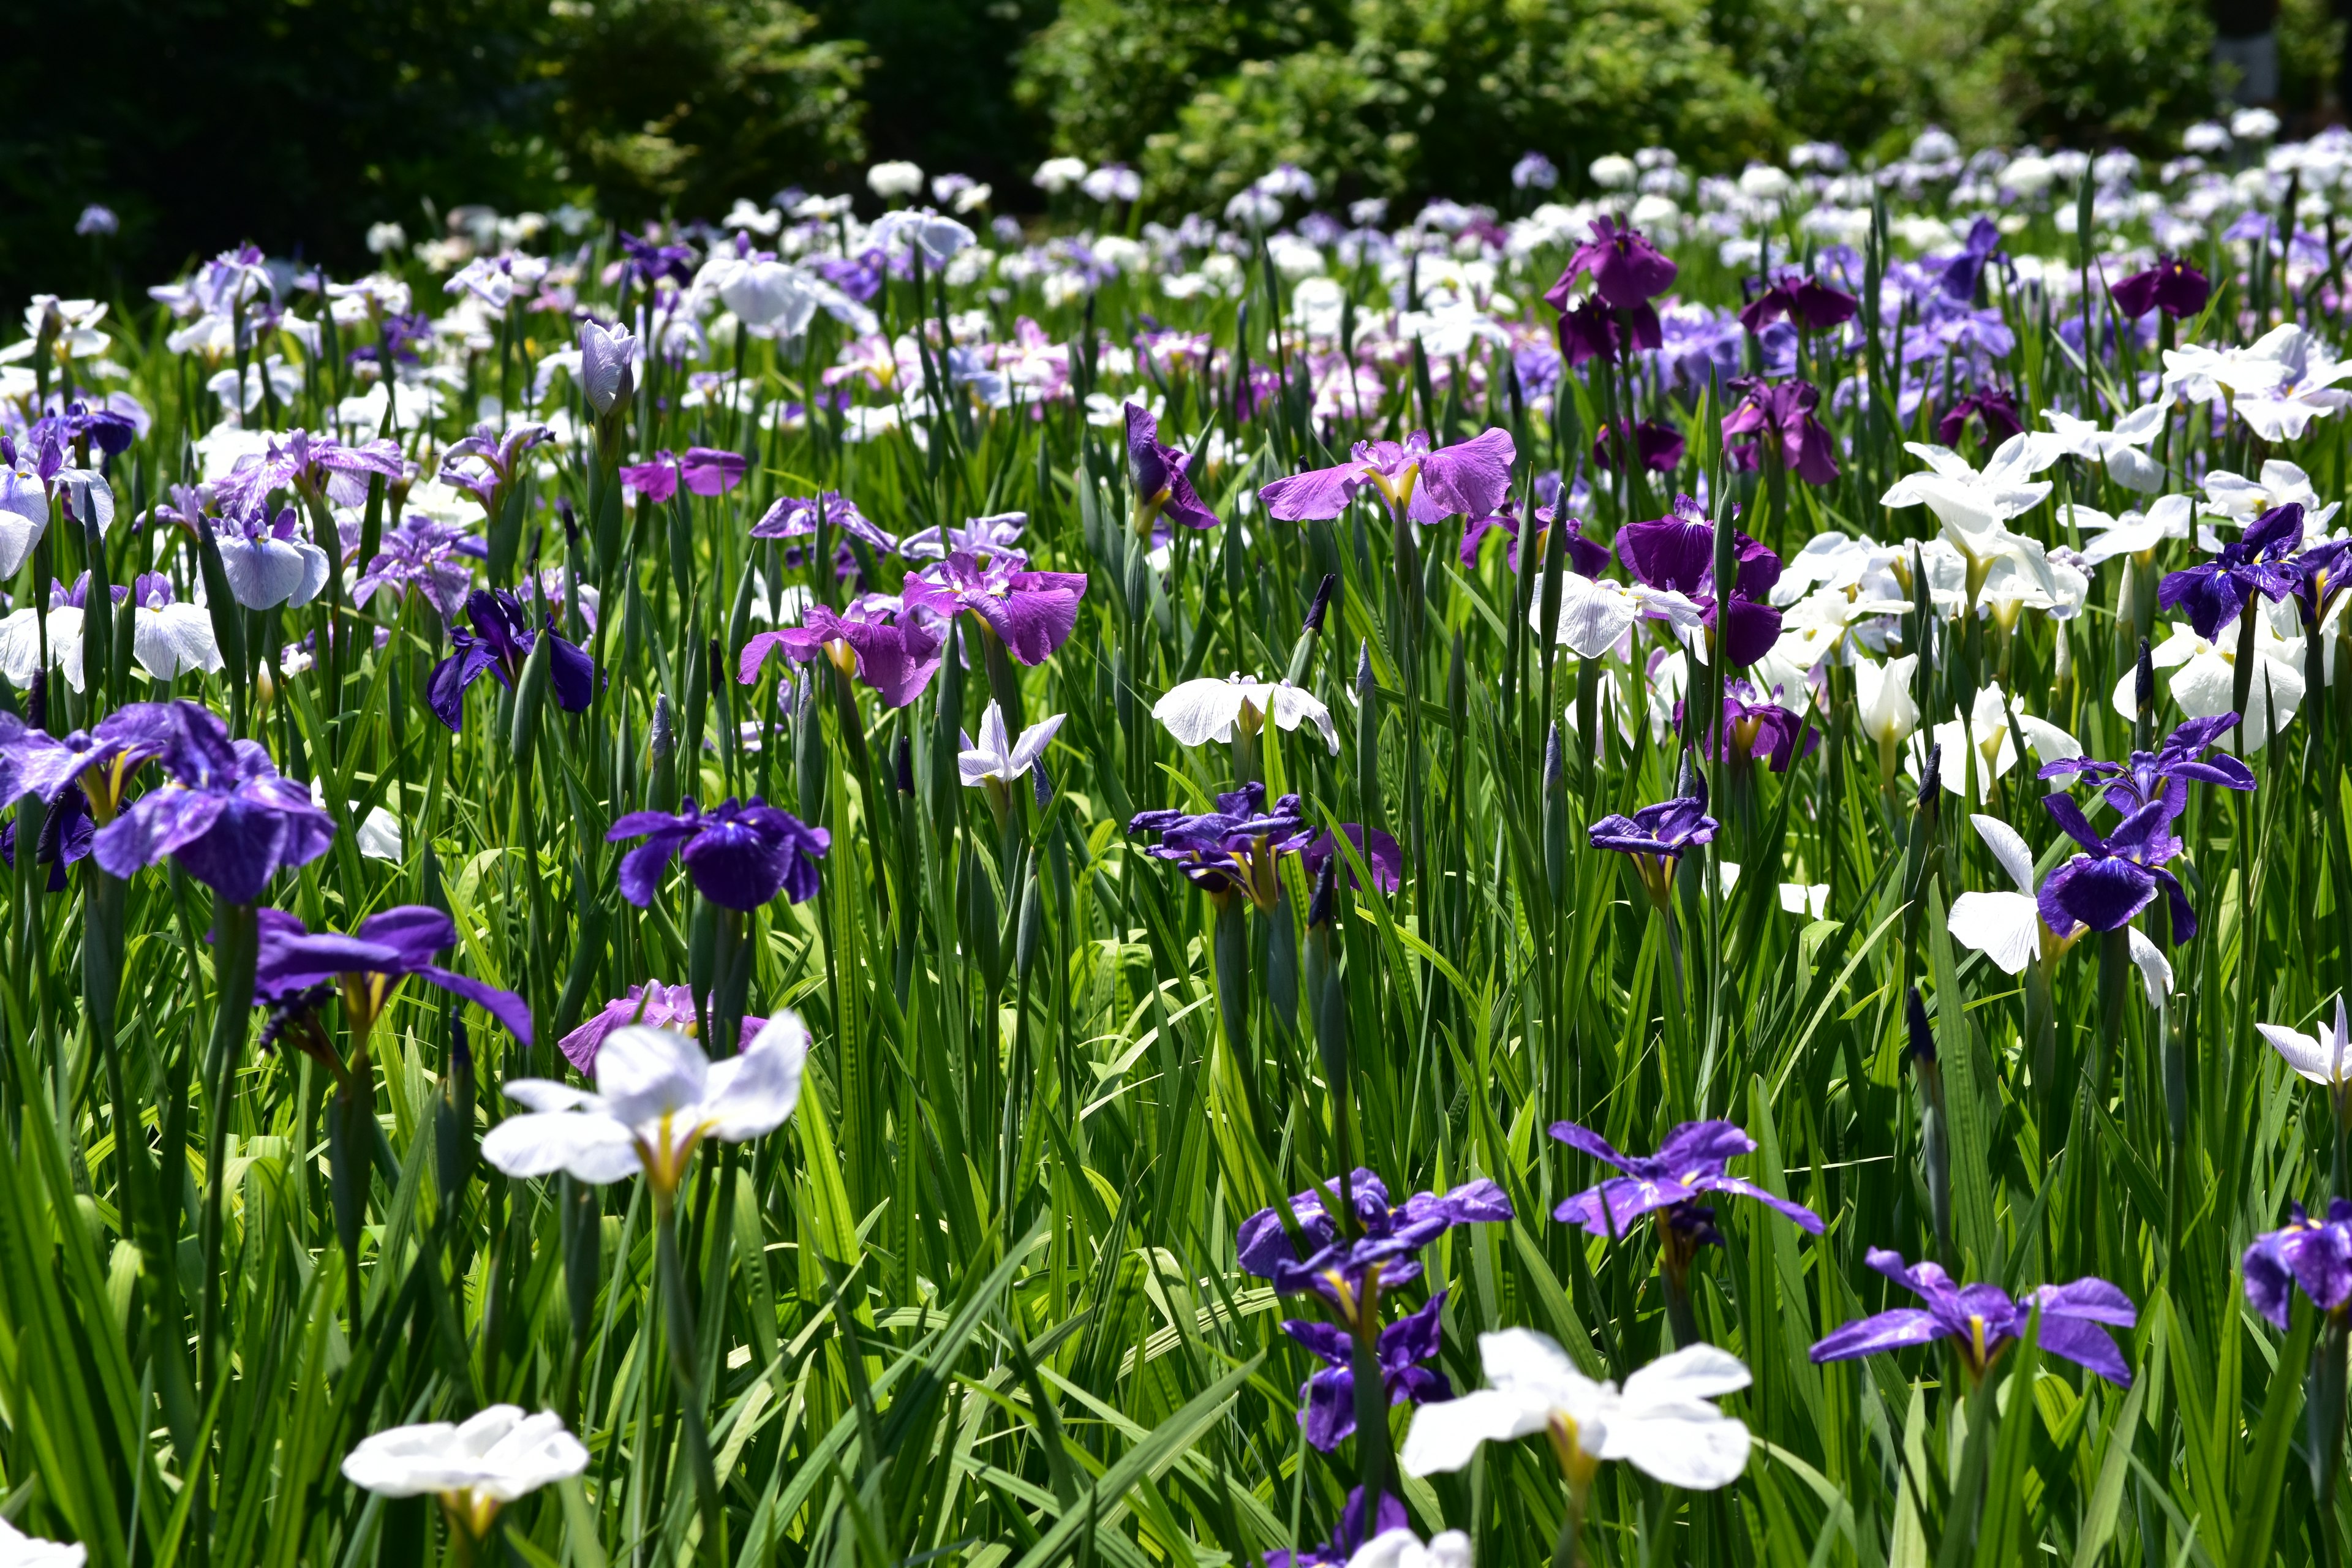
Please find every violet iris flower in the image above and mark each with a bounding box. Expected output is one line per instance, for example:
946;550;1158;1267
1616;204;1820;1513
253;905;533;1042
2036;794;2197;940
749;491;899;557
608;796;829;910
737;595;946;708
899;511;1026;563
1550;1119;1824;1245
1588;775;1718;906
2038;714;2255;817
0;701;178;818
216;428;405;514
2243;1200;2352;1330
1592;418;1684;474
37;401;139;458
2157;502;2305;641
617;447;748;503
1939;218;2005;303
1265;1489;1408;1568
0;784;92;891
1722;377;1839;484
2110;255;2211;320
1125;402;1219;534
91;701;337;903
1297;823;1405;893
440;423;552;513
1935;388;2024;448
353;517;484;620
1691;679;1817;773
1258;428;1516;528
1544;216;1677;347
1615;495;1785;665
426;589;595;733
620;231;696;288
1556;296;1632;366
1811;1248;2136;1385
1737;274;1858;336
1283;1292;1450;1452
1237;1167;1513;1330
1458;502;1608;577
901;551;1088;665
1128;782;1312;910
560;981;767;1076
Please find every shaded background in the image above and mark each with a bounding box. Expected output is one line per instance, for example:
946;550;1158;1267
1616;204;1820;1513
2;0;2342;298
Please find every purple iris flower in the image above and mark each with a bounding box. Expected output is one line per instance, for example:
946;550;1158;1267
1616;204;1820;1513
1738;274;1859;336
620;231;696;288
1939;218;2005;303
2243;1200;2352;1330
1588;775;1718;906
1722;377;1839;484
1592;418;1685;474
1258;428;1516;528
1264;1489;1407;1568
560;981;767;1075
1125;402;1220;534
2036;794;2196;940
2038;715;2255;818
350;312;432;368
0;702;178;816
216;428;406;514
1458;502;1608;577
738;596;947;708
426;589;595;733
1811;1248;2137;1385
2109;255;2211;320
1237;1167;1513;1327
253;905;533;1042
1283;1292;1450;1452
1688;679;1817;773
901;551;1089;665
1544;215;1677;339
898;511;1026;563
1551;1118;1824;1243
1934;388;2024;448
617;447;748;503
90;702;337;903
353;517;483;620
0;783;92;891
1128;782;1313;909
749;491;900;557
1615;495;1785;665
1556;296;1640;366
36;401;139;458
608;796;829;911
2157;502;2305;641
440;423;552;513
1297;823;1404;893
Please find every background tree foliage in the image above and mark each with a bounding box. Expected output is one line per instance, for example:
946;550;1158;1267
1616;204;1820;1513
0;0;2247;301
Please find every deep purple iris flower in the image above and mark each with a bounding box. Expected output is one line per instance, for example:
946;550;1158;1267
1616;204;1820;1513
253;905;533;1042
748;491;899;557
2243;1200;2352;1330
1125;402;1220;534
902;551;1089;665
1283;1292;1450;1452
2037;794;2196;941
1458;502;1609;577
1689;679;1818;773
1;783;92;891
2038;715;2255;818
2110;255;2211;320
739;596;946;707
1722;376;1839;484
1259;428;1516;528
2157;502;2305;641
608;796;829;911
620;231;696;288
1544;216;1678;354
617;447;748;503
1237;1167;1513;1326
1935;388;2024;448
1939;218;2005;303
1550;1118;1823;1243
426;589;596;733
353;517;484;620
1737;274;1858;336
1556;296;1645;366
34;401;140;458
1592;418;1685;474
91;702;337;903
1811;1248;2137;1385
1264;1489;1406;1568
1589;775;1718;907
1615;495;1785;665
1129;783;1312;908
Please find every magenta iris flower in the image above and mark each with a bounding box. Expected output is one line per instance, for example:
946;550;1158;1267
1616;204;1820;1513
1550;1118;1823;1242
1737;274;1858;336
1259;428;1515;527
254;905;533;1042
902;551;1088;665
2039;715;2255;817
1722;377;1839;484
2157;502;2305;641
1811;1248;2136;1385
91;702;337;903
2036;794;2196;940
737;595;947;708
1545;216;1678;312
426;589;596;733
1125;402;1219;534
1282;1292;1450;1452
1615;495;1785;665
2243;1200;2352;1330
618;447;748;503
608;796;829;910
1237;1167;1513;1325
2110;255;2211;320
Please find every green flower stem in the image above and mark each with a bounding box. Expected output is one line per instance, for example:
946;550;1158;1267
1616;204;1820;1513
655;1188;727;1566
